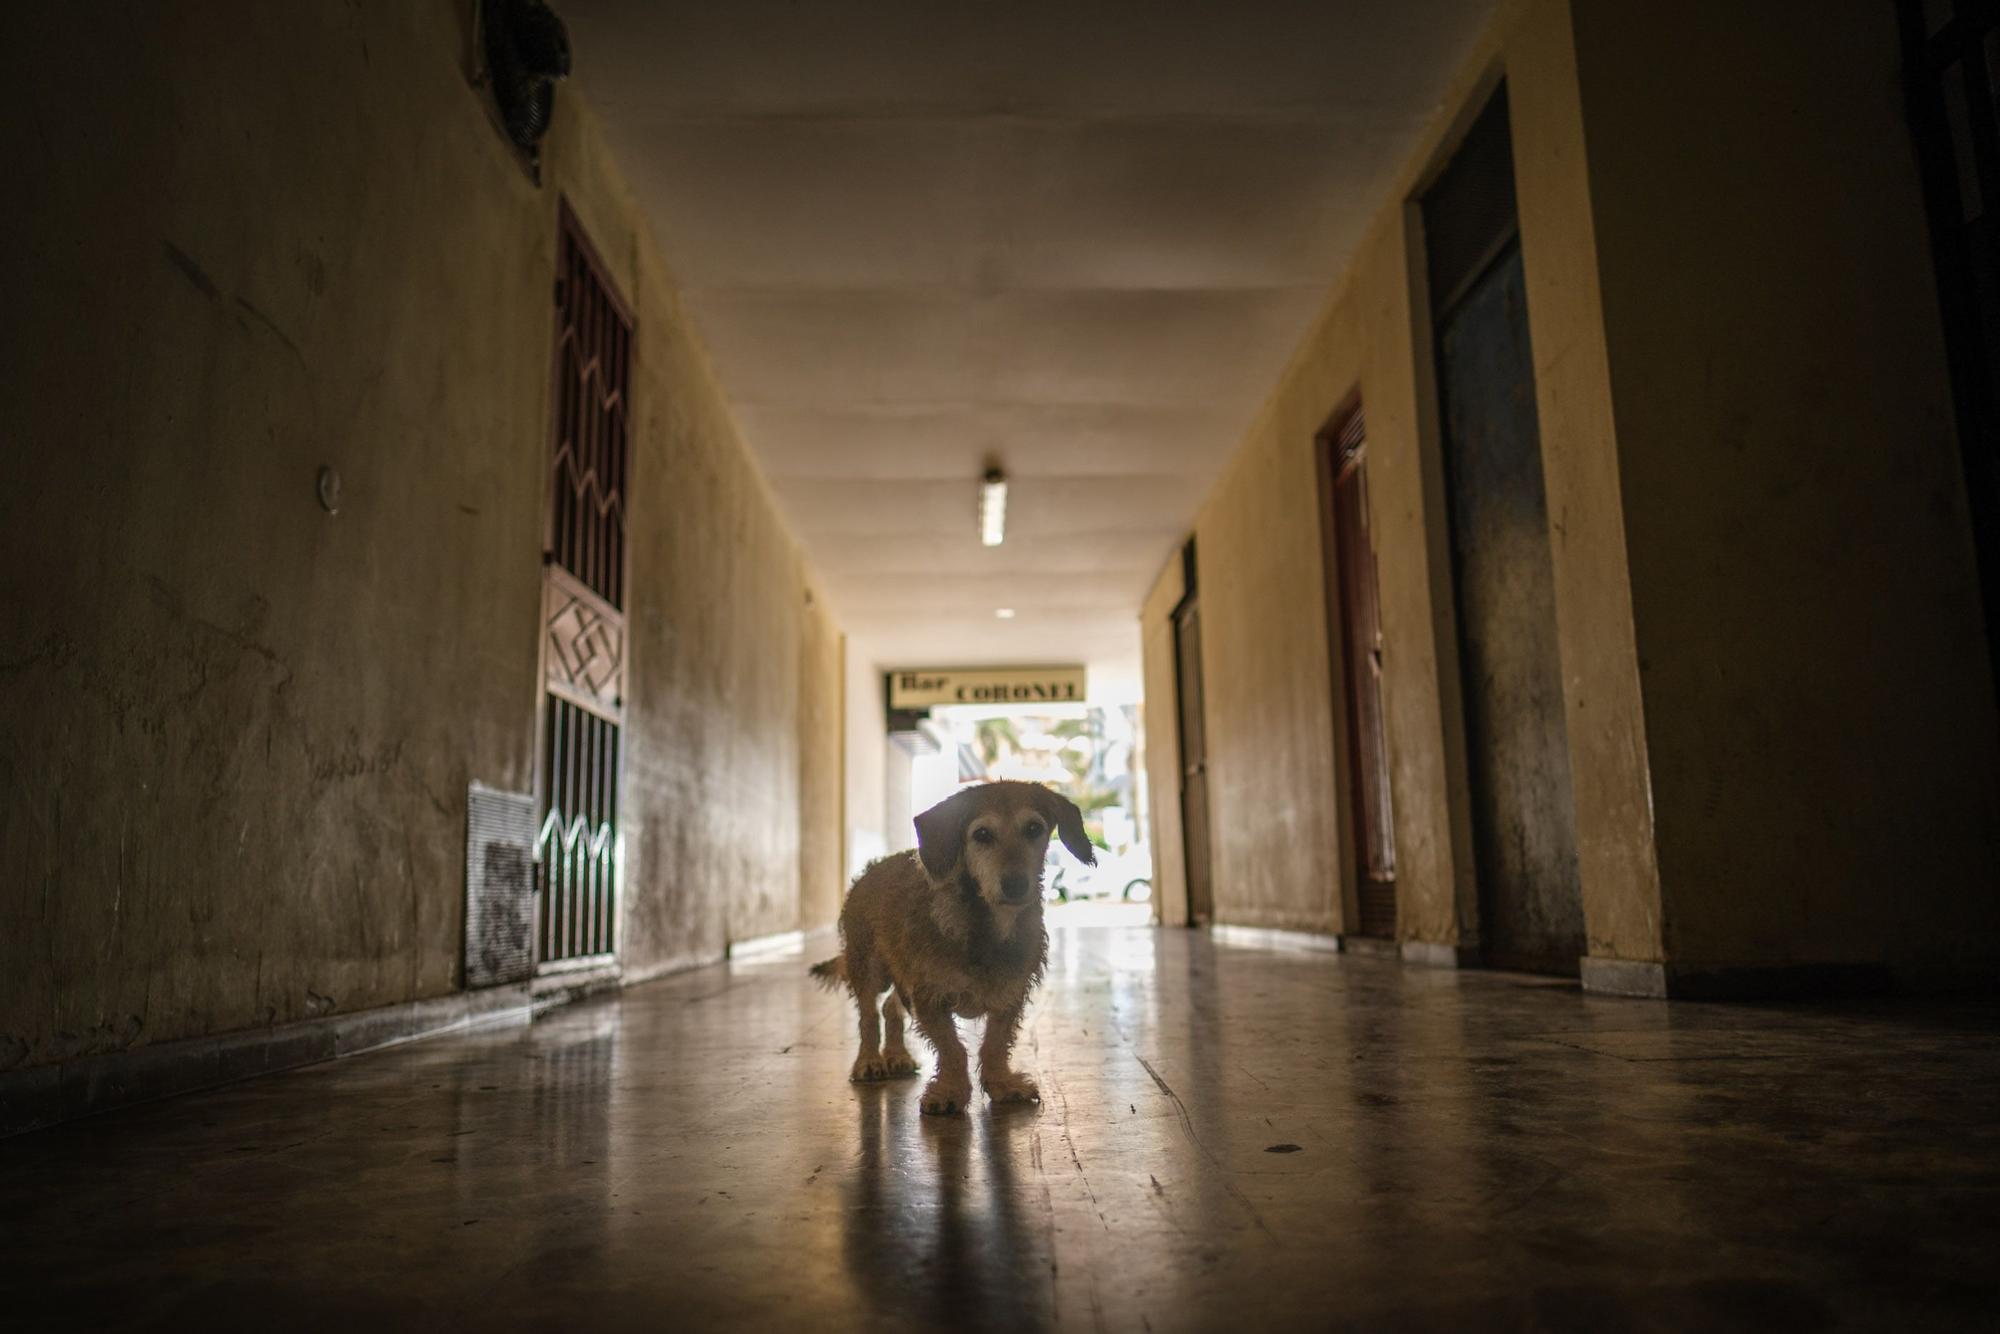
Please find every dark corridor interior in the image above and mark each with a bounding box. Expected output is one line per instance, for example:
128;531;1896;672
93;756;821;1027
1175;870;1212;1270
7;3;2000;1332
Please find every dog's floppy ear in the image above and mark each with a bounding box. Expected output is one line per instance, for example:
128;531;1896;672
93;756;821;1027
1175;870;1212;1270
914;788;975;880
1036;786;1096;866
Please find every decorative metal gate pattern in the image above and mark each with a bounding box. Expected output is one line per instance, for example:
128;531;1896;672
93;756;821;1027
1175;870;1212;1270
537;202;633;968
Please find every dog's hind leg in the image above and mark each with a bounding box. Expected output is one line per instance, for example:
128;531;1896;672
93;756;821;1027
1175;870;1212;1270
911;999;973;1115
979;999;1039;1105
880;991;921;1078
848;959;892;1083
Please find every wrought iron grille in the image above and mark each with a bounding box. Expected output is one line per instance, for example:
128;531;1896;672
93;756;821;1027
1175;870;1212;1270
548;202;633;608
538;697;621;963
536;201;634;968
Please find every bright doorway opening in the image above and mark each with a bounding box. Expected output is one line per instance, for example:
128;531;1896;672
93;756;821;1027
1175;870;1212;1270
894;701;1153;927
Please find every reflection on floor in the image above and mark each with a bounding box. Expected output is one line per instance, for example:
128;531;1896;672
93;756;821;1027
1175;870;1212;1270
2;925;1996;1331
1044;898;1153;928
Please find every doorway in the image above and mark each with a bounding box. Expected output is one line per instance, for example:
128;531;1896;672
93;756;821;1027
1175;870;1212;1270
534;202;633;972
1171;539;1214;925
1423;87;1585;975
1898;1;2000;704
1318;403;1397;938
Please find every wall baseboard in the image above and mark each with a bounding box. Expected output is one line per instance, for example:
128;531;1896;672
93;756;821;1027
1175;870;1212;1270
1400;940;1482;969
1211;924;1486;967
1211;923;1343;953
621;948;727;989
727;928;806;960
0;927;823;1139
0;983;533;1140
1579;957;1668;999
531;962;625;1013
1580;956;1997;1000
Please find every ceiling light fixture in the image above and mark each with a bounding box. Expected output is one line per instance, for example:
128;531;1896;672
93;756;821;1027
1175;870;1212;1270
995;607;1016;619
979;465;1008;547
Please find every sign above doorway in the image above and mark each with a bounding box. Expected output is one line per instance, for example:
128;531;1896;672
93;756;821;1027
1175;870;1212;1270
889;666;1088;709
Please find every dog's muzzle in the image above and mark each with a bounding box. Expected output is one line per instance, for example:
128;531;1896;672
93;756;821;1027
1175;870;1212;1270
1000;873;1035;904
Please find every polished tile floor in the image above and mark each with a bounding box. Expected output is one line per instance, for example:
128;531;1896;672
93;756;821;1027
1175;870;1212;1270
3;925;1997;1332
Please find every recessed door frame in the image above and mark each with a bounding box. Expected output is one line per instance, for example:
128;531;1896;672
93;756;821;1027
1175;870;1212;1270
1316;396;1398;941
1418;83;1586;976
1169;539;1213;926
530;197;636;974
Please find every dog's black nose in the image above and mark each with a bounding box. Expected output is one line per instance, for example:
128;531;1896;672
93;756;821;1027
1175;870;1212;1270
1000;873;1034;902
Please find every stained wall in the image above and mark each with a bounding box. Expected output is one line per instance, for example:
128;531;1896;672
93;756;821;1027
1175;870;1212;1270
1139;0;1999;979
798;591;845;934
1571;0;2000;976
0;1;845;1069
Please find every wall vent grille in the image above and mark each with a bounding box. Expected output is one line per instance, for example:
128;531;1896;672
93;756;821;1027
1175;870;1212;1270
465;783;537;988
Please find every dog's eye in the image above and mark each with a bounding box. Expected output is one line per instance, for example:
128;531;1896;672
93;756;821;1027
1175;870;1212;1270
1022;822;1045;839
971;827;996;845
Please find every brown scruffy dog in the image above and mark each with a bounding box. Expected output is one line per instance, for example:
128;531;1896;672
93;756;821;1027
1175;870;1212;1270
810;781;1095;1115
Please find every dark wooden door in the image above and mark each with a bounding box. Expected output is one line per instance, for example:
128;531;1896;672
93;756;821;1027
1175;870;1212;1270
1172;595;1214;924
1435;239;1584;975
1322;410;1397;937
1898;1;2000;704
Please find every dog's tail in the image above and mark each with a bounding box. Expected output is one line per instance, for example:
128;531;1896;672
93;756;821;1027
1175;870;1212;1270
808;954;847;991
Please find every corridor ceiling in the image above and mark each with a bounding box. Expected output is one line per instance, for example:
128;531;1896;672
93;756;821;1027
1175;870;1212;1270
561;0;1497;697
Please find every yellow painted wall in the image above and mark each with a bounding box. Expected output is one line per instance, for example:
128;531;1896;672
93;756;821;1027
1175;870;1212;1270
1139;557;1189;927
842;640;889;881
583;101;820;961
798;590;845;933
0;1;846;1067
1189;354;1345;933
1159;197;1495;945
1508;0;1666;964
1142;6;1538;949
1141;0;2000;979
1571;0;2000;973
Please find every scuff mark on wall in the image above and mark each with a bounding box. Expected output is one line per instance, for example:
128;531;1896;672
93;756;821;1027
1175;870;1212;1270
161;241;220;301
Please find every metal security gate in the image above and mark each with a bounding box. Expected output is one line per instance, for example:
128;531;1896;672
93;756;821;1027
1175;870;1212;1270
536;201;633;970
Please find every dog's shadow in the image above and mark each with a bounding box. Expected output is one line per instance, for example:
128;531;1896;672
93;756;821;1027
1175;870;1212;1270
840;1082;1051;1329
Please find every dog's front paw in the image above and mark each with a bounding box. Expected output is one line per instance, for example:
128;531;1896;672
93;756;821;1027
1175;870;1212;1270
921;1076;971;1116
850;1054;891;1083
983;1072;1040;1106
882;1047;922;1078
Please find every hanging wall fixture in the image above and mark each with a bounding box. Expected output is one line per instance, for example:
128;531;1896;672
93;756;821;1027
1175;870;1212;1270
482;0;571;165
